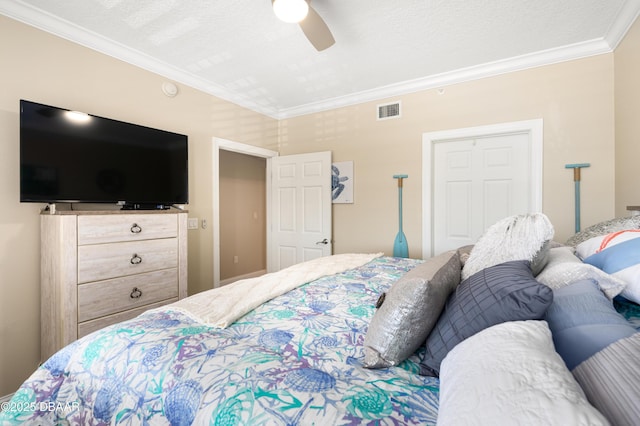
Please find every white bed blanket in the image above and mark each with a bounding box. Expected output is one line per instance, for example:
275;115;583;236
159;252;383;328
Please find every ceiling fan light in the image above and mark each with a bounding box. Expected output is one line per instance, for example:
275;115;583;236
273;0;309;23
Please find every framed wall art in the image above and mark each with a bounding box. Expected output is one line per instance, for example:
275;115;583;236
332;161;354;204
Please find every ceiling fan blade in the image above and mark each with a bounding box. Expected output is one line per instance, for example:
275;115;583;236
299;5;335;51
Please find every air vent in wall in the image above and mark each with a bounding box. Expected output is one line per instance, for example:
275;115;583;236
377;101;401;120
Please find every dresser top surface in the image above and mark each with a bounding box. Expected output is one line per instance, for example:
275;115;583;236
41;208;188;216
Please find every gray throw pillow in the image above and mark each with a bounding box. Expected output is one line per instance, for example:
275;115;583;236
456;245;474;266
572;333;640;426
544;278;636;370
419;260;553;377
536;246;626;299
363;250;461;368
566;215;640;247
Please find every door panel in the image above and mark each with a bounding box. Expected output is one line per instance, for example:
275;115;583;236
278;187;296;231
271;151;332;271
433;132;530;255
446;180;472;240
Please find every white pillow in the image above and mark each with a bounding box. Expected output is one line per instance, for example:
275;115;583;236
576;230;640;303
462;213;554;280
575;230;640;259
437;321;608;426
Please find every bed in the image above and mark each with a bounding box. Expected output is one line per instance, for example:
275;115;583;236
1;255;441;425
2;214;640;425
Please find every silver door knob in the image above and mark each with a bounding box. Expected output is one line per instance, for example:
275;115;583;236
316;238;329;245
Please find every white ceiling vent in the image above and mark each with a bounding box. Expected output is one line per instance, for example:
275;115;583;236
377;101;401;120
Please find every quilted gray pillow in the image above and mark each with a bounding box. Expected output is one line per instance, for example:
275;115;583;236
419;260;553;377
363;250;461;368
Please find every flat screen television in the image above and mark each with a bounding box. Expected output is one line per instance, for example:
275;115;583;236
20;99;188;209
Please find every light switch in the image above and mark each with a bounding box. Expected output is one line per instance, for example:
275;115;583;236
187;218;198;230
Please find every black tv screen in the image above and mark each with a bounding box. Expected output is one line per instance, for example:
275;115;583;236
20;99;188;208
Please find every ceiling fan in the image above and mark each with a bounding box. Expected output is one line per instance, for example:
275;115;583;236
272;0;335;51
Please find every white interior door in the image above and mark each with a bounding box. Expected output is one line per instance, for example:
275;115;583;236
270;151;332;271
423;120;543;258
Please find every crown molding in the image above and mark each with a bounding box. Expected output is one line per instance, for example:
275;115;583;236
605;0;640;49
0;0;282;118
276;37;614;118
2;0;639;120
279;0;640;118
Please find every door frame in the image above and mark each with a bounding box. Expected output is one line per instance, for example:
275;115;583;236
421;119;543;258
213;138;278;288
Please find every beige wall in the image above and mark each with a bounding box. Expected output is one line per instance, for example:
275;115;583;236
0;13;631;397
219;151;267;280
0;16;278;395
615;17;640;216
280;54;616;255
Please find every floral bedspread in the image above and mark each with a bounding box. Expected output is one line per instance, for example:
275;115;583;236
1;257;440;425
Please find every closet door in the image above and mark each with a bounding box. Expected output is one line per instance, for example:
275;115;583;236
423;120;543;258
429;129;540;256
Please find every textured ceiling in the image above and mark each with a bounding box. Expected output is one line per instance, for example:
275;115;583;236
2;0;639;118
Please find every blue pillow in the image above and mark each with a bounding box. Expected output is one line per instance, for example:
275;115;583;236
544;278;637;370
419;260;553;377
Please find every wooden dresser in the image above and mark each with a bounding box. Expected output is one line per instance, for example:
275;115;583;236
41;209;188;360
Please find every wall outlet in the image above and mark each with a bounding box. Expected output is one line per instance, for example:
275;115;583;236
187;218;198;230
233;255;239;264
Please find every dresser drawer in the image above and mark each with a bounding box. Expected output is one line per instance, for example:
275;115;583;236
78;269;178;322
78;214;177;245
78;297;179;338
78;238;177;283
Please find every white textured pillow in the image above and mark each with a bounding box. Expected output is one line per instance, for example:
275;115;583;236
536;246;626;299
437;321;608;426
462;213;554;280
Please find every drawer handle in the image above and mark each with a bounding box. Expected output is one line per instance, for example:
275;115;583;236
130;223;142;234
130;287;143;299
130;254;142;265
